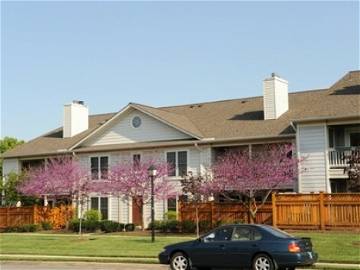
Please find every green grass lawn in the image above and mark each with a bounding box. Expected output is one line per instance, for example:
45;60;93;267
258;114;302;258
0;231;359;263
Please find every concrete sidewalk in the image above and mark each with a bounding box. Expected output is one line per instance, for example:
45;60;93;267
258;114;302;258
1;254;359;269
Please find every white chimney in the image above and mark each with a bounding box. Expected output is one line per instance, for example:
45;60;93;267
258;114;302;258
263;73;289;120
63;100;89;138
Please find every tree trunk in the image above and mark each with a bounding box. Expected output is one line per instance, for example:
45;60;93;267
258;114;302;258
248;198;254;224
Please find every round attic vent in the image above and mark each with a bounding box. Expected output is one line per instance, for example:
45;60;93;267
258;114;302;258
132;116;142;128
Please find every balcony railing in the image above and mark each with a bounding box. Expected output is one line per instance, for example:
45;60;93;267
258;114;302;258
328;147;359;167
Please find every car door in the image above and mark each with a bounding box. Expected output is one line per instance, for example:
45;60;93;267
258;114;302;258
223;226;262;268
190;226;234;268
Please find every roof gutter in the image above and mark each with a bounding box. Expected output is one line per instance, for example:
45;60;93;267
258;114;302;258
2;134;295;159
292;115;360;124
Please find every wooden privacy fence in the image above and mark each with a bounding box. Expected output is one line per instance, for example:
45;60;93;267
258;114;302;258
0;205;74;229
273;193;360;230
180;193;360;230
179;202;273;226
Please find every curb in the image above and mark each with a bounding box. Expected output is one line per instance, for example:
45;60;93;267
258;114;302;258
0;254;157;264
315;262;360;270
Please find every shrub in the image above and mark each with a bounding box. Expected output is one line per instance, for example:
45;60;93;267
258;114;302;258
125;223;135;232
148;220;163;231
69;218;100;232
3;224;39;233
84;220;100;232
83;209;102;221
166;220;180;233
118;223;125;232
3;226;18;233
41;221;53;231
199;220;212;233
69;218;81;232
164;210;177;220
181;220;196;233
101;220;121;233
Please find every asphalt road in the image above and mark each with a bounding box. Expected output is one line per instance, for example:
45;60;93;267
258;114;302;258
0;261;169;270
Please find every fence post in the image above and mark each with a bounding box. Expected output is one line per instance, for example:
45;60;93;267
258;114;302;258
6;207;10;227
319;192;325;230
211;201;215;227
178;201;182;222
33;205;37;224
272;192;277;227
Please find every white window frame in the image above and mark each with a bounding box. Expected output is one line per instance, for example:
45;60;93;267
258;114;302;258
89;155;110;180
165;150;189;178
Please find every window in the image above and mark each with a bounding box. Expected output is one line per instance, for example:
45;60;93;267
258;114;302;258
132;116;142;128
166;151;188;177
167;198;177;212
231;227;262;241
178;151;187;176
214;226;233;241
331;179;348;193
350;133;360;147
166;152;176;176
90;156;108;180
133;154;141;167
90;197;109;220
262;225;294;238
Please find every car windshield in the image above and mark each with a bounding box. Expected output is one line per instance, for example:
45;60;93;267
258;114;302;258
262;225;294;238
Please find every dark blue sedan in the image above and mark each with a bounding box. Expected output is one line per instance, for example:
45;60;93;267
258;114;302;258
159;224;317;270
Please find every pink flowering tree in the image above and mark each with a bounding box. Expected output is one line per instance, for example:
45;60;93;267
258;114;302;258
18;156;93;234
107;160;177;229
203;144;299;223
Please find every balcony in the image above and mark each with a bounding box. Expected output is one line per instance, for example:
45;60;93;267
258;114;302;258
328;147;359;167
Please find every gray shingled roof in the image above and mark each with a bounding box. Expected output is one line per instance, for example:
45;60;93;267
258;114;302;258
2;71;359;159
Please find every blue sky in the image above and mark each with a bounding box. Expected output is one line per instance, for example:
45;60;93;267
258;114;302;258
1;1;359;141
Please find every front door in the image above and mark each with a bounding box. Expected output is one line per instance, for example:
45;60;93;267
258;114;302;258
132;197;143;226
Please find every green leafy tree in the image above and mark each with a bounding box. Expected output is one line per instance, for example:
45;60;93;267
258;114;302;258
345;149;360;192
1;137;25;205
0;172;38;206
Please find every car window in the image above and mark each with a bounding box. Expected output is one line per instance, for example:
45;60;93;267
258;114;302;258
262;225;294;238
231;227;262;241
214;226;233;241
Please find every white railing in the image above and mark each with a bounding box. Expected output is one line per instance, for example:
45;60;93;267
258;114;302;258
328;147;359;167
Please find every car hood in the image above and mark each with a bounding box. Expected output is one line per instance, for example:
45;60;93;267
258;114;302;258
165;240;197;250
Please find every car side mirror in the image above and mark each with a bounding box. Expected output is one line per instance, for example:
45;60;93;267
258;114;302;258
203;232;215;243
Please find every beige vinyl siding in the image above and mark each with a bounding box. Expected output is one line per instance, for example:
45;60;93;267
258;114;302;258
143;199;166;228
298;125;328;192
110;195;130;223
85;109;192;146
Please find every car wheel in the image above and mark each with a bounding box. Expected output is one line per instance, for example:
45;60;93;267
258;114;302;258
170;252;190;270
252;254;274;270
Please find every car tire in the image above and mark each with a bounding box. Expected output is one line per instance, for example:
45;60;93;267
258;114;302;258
252;253;275;270
170;252;191;270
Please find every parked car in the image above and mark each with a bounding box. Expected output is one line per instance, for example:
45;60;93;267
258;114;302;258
159;224;317;270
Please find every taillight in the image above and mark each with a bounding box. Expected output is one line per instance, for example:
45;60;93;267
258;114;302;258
288;242;301;253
